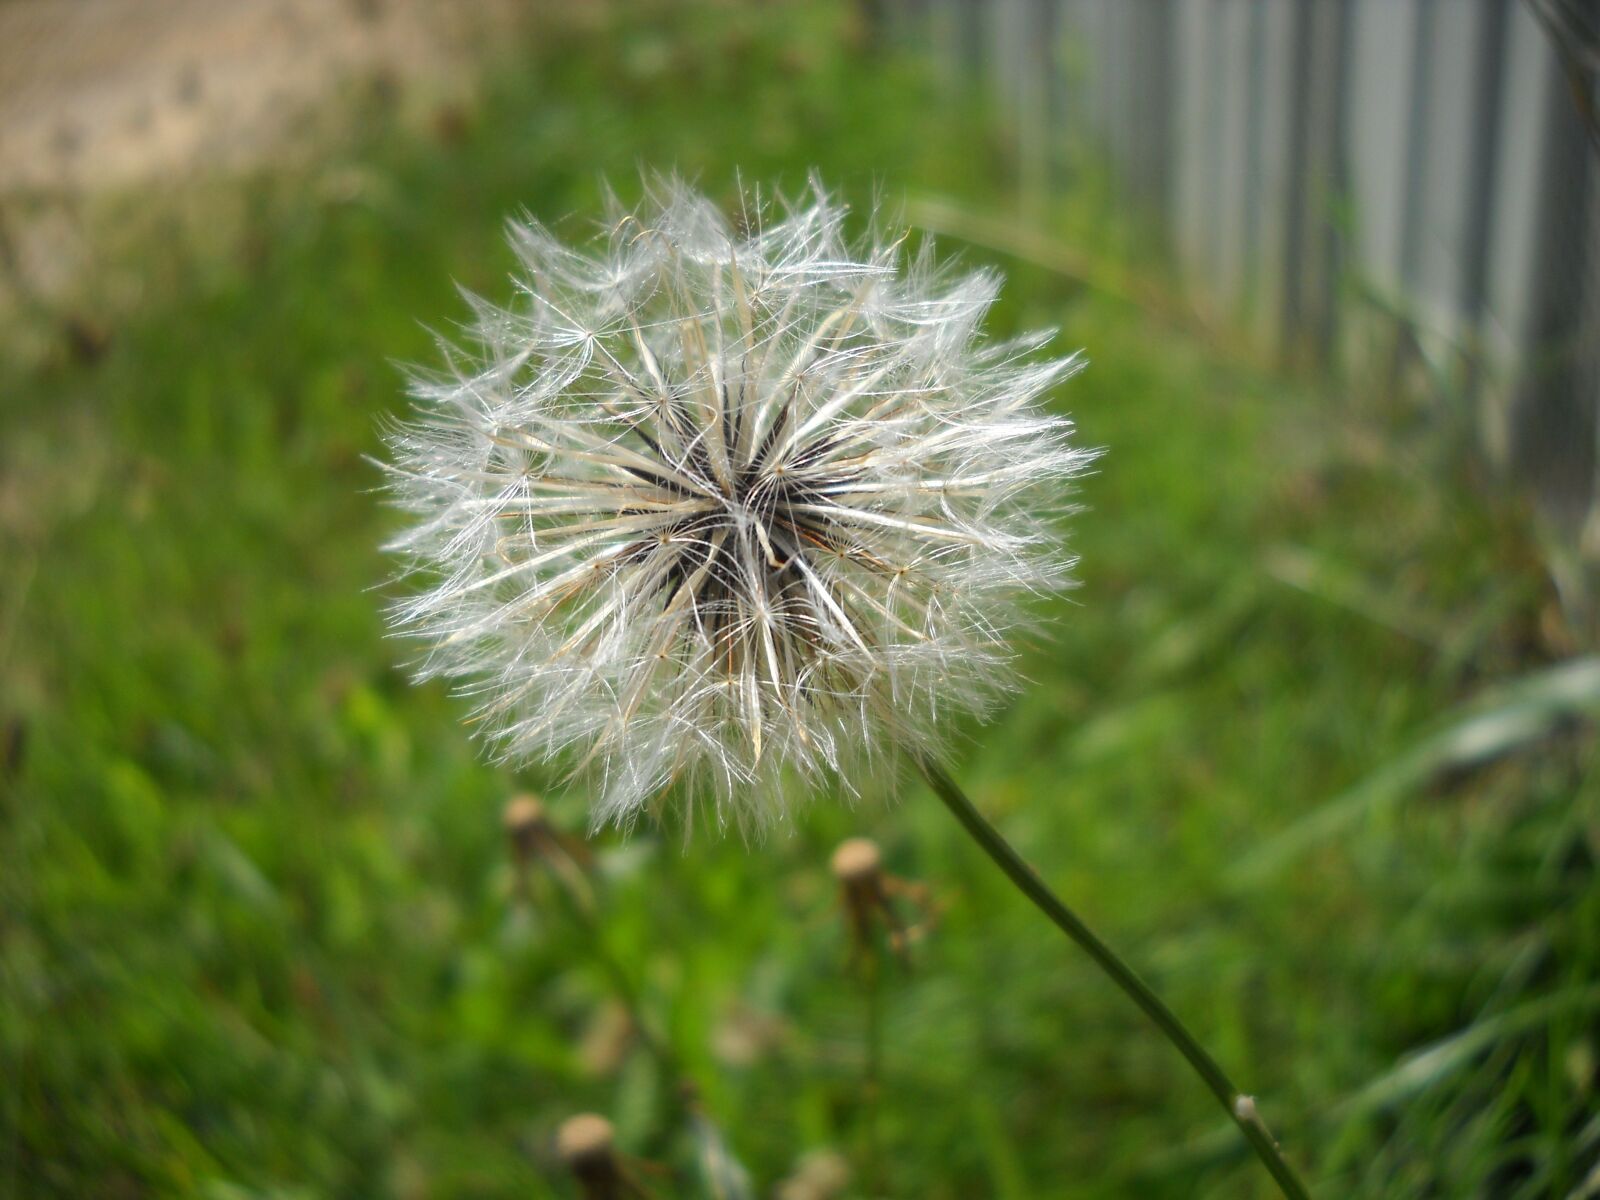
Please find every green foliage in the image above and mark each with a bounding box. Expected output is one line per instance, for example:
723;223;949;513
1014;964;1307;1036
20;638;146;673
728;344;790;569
3;5;1596;1197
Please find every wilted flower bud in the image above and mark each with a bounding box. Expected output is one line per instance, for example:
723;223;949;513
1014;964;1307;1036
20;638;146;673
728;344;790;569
503;792;549;861
557;1112;614;1168
557;1113;620;1198
501;791;594;909
556;1113;662;1200
831;835;934;963
830;835;882;886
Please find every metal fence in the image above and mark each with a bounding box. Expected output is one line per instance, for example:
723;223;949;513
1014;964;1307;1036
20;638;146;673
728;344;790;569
895;0;1600;558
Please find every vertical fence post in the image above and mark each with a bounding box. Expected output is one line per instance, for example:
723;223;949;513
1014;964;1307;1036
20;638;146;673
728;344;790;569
1137;0;1177;236
892;0;1600;581
1281;0;1351;364
1511;54;1598;536
1461;0;1513;356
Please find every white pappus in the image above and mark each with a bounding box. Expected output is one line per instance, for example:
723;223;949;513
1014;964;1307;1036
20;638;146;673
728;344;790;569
383;179;1093;832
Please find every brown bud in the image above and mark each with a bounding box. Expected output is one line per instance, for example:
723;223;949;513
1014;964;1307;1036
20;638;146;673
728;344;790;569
557;1112;614;1169
832;837;887;958
505;792;547;834
830;837;882;885
831;837;937;966
554;1113;663;1200
504;793;548;860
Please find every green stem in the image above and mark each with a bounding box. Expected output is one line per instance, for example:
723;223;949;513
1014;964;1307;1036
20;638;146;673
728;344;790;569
861;949;885;1196
917;758;1311;1200
547;869;685;1085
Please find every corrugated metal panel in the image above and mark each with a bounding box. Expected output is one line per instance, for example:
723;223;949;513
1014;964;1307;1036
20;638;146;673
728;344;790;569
895;0;1600;545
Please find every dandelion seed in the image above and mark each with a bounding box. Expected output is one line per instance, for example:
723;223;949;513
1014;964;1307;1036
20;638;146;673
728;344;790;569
385;177;1091;831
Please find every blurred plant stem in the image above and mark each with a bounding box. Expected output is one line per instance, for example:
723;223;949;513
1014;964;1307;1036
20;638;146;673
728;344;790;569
506;805;688;1100
516;818;755;1196
861;948;885;1197
545;871;683;1083
917;758;1312;1200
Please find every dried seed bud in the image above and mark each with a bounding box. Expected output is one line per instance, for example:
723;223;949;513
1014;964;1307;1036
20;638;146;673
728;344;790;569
833;836;889;959
508;793;566;870
504;792;548;859
776;1148;852;1200
556;1113;644;1200
830;837;882;885
557;1112;615;1171
831;837;937;965
502;791;597;910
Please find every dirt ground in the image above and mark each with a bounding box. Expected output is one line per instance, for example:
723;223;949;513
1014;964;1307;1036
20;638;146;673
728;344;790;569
0;0;530;192
0;0;537;326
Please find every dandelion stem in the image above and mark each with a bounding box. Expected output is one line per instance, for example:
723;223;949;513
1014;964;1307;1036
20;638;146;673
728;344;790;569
917;758;1312;1200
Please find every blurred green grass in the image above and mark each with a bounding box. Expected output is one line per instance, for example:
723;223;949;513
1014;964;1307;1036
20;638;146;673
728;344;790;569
3;4;1598;1198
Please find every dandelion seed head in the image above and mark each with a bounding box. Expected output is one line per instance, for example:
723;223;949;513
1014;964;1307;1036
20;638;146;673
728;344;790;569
384;178;1092;833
